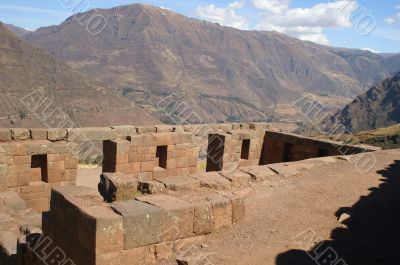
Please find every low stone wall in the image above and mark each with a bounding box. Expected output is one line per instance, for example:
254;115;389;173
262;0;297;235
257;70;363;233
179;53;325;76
0;140;78;212
259;131;379;164
102;132;199;178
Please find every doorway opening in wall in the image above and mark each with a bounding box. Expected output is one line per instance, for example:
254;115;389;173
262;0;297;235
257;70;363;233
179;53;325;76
283;143;294;162
241;139;250;160
318;148;329;157
156;146;168;169
206;134;225;172
31;155;48;182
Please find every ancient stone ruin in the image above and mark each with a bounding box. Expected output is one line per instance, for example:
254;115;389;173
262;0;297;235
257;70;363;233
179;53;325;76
0;123;379;265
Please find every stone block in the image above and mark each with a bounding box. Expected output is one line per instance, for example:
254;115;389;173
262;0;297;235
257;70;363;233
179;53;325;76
0;231;17;259
11;129;30;140
141;161;155;172
0;192;26;212
192;201;214;235
155;176;199;191
111;200;163;249
111;126;137;139
50;186;104;234
153;167;167;178
78;205;124;255
180;133;193;144
219;170;251;188
98;173;139;202
45;170;64;183
29;128;48;140
65;155;78;169
128;135;144;147
96;245;156;265
104;140;130;155
11;143;27;156
230;194;246;224
67;127;116;142
206;194;232;229
47;129;68;141
267;164;301;177
240;166;276;182
0;129;11;141
136;126;157;134
138;195;194;240
138;180;166;194
193;172;231;190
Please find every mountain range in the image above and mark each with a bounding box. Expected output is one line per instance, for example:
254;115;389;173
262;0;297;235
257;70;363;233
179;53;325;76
311;72;400;134
20;4;400;123
0;22;158;127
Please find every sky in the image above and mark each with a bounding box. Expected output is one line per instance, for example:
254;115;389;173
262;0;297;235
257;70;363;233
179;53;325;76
0;0;399;53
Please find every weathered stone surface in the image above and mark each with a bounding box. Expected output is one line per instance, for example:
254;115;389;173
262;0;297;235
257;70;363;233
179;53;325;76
155;176;200;191
96;245;156;265
138;180;166;194
0;192;26;213
267;164;301;177
240;166;277;182
29;128;48;140
50;186;104;235
193;172;231;190
0;231;17;258
0;129;11;141
192;201;214;235
78;205;124;255
47;128;68;141
98;173;138;202
230;194;246;224
220;170;251;188
206;194;232;229
111;126;137;139
112;200;163;249
137;195;194;241
67;127;116;142
11;129;30;140
136;126;157;134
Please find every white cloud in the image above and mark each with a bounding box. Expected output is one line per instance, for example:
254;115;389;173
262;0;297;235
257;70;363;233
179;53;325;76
196;1;248;30
385;12;400;25
254;0;358;45
196;0;360;45
252;0;290;14
361;47;379;53
0;4;70;16
385;17;396;24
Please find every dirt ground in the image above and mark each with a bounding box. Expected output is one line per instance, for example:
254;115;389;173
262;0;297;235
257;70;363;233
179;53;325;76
76;149;400;265
201;149;400;265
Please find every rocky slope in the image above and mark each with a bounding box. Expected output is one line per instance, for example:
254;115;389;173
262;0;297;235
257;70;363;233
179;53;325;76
4;23;30;37
23;4;400;123
0;22;158;127
310;72;400;134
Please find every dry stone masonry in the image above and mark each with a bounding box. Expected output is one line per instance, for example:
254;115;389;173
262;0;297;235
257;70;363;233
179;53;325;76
0;123;380;265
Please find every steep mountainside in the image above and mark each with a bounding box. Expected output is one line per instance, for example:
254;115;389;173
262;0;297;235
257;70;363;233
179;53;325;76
314;72;400;133
4;23;30;37
24;4;400;122
0;23;158;127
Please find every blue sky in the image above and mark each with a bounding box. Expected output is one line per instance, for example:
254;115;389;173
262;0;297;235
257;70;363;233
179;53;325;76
0;0;399;53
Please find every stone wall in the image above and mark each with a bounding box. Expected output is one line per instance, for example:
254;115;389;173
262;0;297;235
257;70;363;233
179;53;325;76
0;140;78;213
102;132;199;179
259;131;378;165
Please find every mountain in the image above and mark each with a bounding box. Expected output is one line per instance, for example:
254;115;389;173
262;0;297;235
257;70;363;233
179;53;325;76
23;4;400;122
309;72;400;134
4;23;30;37
0;22;158;127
